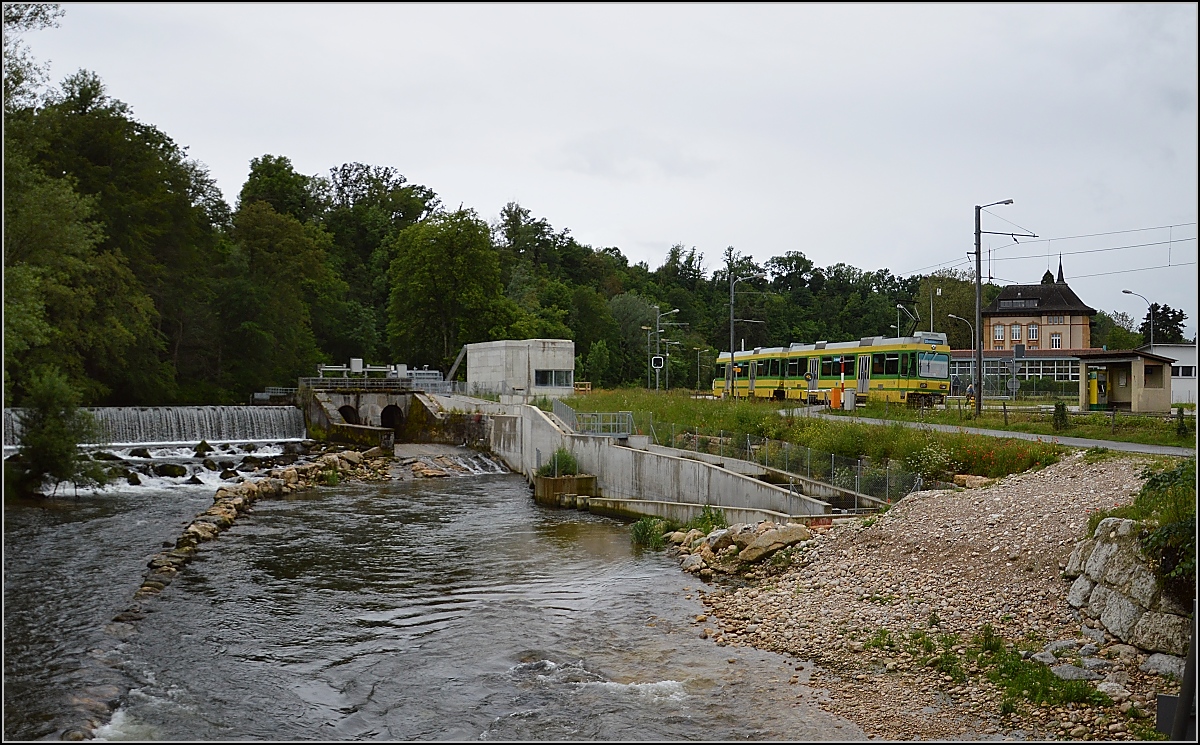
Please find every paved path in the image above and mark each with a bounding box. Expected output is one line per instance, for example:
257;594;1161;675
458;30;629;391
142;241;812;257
783;408;1197;457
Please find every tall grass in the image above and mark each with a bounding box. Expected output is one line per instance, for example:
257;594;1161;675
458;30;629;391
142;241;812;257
566;389;1060;478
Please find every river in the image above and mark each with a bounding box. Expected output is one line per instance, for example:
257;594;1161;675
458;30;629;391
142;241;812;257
4;453;860;741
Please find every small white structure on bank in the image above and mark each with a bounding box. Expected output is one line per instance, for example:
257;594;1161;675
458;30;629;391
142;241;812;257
466;339;575;401
1142;343;1197;405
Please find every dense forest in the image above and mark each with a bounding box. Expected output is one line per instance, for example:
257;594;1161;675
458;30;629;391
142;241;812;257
3;6;1179;409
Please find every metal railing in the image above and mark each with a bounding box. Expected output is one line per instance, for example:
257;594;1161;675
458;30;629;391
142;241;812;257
653;423;952;504
551;399;633;437
297;378;468;395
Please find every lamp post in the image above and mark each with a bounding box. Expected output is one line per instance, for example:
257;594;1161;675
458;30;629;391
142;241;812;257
949;313;975;397
652;306;680;391
973;199;1034;416
728;272;765;397
1122;289;1153;349
694;347;706;390
641;325;653;389
930;287;940;332
664;340;682;390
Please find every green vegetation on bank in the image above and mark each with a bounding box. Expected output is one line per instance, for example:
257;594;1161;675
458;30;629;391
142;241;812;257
535;447;578;477
1085;457;1196;604
825;400;1195;448
630;504;728;550
568;389;1061;480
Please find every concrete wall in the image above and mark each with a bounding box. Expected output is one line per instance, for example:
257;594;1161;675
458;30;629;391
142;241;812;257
301;390;395;449
462;395;832;522
1148;344;1197;404
466;339;575;399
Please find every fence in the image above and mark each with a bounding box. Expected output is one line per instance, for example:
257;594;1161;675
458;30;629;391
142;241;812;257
652;423;949;506
297;378;468;395
553;400;634;437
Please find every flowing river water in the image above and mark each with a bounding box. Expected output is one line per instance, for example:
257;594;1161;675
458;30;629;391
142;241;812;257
4;451;861;741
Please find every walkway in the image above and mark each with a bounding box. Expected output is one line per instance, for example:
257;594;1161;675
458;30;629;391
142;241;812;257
784;408;1197;458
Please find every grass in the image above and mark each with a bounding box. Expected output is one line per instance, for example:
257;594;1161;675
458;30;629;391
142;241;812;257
830;399;1195;448
686;504;728;535
630;516;670;549
536;447;578;477
565;389;1062;479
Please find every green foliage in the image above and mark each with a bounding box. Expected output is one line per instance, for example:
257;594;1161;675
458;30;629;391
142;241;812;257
1052;401;1069;431
8;366;110;497
685;504;728;535
630;517;670;549
319;468;340;486
536;447;578;477
1082;446;1116;463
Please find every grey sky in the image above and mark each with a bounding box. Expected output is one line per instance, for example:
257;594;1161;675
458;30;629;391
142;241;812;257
25;3;1200;337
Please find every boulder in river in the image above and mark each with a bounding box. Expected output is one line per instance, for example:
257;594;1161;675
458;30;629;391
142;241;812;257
129;448;152;459
153;463;188;478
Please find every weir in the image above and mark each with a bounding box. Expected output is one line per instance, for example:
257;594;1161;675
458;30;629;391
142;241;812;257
3;406;306;449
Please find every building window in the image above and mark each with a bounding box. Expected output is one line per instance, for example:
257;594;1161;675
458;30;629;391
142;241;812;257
1028;323;1039;341
994;324;1005;341
1047;315;1064;325
1172;365;1196;378
1145;365;1164;389
1011;324;1022;341
534;369;573;387
1051;333;1062;349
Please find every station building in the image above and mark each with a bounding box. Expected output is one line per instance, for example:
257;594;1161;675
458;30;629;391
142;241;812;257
465;339;575;402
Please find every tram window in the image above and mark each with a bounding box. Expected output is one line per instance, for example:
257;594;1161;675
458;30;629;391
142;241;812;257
842;357;855;377
900;354;910;376
885;354;900;375
756;360;768;376
872;354;885;375
820;357;833;377
787;359;800;377
769;358;780;377
716;363;726;379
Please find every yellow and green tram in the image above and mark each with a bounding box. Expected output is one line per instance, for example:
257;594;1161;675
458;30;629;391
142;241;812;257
713;332;952;406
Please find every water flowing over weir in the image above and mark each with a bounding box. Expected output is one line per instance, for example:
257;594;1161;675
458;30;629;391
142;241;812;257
3;406;306;448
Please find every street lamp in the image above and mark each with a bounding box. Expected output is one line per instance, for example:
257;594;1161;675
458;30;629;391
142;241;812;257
651;306;680;391
947;314;975;350
1122;289;1153;349
728;272;765;397
694;347;706;391
974;199;1035;416
664;340;682;390
641;325;653;389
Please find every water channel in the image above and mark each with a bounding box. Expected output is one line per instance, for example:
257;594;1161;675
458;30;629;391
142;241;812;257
4;455;860;741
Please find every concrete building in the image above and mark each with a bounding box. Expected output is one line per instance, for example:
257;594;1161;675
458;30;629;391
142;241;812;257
982;261;1095;352
465;339;575;402
1141;343;1197;405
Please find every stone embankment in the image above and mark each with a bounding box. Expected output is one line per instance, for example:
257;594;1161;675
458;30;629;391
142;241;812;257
672;451;1192;741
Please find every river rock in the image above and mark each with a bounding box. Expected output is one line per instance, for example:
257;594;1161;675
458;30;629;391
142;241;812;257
680;555;705;573
1066;576;1095;608
201;458;218;471
194;440;213;456
1031;651;1058;665
706;528;734;552
1140;652;1186;679
340;449;363;466
153;463;188;478
91;451;125;461
363;446;388;459
219;469;239;480
129;448;152;459
185;475;204;485
1050;664;1102;681
126;472;141;486
1096;681;1131;700
737;524;812;564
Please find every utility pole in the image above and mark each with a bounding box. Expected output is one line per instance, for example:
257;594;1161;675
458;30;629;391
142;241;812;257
975;199;1035;416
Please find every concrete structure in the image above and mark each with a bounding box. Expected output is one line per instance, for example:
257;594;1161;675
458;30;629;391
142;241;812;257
431;393;836;525
982;261;1095;352
465;339;575;402
1076;349;1175;413
1141;343;1196;405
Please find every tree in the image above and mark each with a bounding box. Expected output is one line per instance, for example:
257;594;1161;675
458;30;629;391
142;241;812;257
1141;304;1188;345
238;154;328;224
584;339;612;388
2;3;63;113
386;209;507;369
1091;310;1143;350
6;366;109;497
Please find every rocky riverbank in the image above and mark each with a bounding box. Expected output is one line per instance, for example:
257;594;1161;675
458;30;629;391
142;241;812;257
679;450;1192;741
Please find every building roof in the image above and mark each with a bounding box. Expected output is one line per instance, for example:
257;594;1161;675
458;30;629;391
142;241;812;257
950;348;1176;364
982;259;1096;318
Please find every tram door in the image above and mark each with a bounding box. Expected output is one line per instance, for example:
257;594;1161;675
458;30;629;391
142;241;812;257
807;357;819;399
857;354;871;394
748;358;756;395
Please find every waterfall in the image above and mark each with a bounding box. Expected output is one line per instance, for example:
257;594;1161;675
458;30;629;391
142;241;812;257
3;406;306;449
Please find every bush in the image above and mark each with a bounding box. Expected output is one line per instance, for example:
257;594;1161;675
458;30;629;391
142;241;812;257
1052;401;1069;431
686;504;727;534
630;517;670;549
7;367;110;497
536;447;578;477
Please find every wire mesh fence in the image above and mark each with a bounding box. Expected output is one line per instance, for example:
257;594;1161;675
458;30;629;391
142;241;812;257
655;424;950;504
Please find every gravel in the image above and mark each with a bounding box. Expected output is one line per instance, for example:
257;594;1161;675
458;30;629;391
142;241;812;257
695;450;1187;741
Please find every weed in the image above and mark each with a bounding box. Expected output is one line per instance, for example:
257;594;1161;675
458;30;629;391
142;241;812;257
686;504;728;535
630;517;670;549
1082;446;1117;463
999;698;1018;715
907;630;935;654
927;611;941;628
864;628;896;650
320;469;340;486
1053;401;1069;431
973;624;1005;654
985;648;1110;706
536;447;578;477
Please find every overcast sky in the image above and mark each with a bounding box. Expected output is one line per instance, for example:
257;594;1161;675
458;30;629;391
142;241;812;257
24;3;1200;338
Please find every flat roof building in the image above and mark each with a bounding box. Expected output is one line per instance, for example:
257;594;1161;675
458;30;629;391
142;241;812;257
466;339;575;402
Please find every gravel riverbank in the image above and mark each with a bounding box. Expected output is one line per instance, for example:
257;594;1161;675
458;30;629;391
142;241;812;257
692;450;1190;740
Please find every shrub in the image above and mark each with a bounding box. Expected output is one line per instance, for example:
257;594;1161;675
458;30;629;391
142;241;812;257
7;367;110;497
536;447;578;477
1052;401;1069;431
630;517;670;549
686;504;727;535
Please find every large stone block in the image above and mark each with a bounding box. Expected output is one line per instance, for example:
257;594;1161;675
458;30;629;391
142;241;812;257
1067;575;1095;609
1063;538;1096;579
1086;585;1110;619
1098;590;1143;641
1129;612;1191;656
738;524;811;564
1122;563;1159;609
1083;540;1119;583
